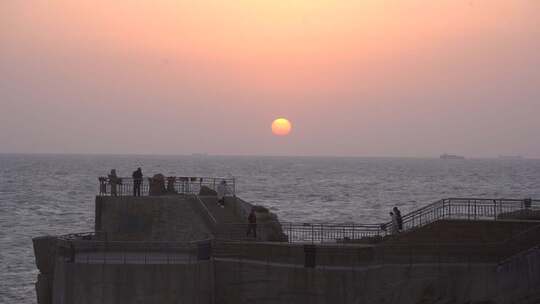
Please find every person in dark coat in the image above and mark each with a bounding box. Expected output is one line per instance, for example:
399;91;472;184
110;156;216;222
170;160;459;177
393;207;403;232
132;168;143;196
246;208;257;238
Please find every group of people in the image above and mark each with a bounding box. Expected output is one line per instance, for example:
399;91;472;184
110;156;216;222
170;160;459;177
103;169;259;238
104;168;143;197
389;207;403;234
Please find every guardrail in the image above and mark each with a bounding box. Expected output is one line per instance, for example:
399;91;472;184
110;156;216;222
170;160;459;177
213;225;540;267
56;232;213;264
399;198;540;231
218;198;540;244
282;223;383;243
98;176;235;197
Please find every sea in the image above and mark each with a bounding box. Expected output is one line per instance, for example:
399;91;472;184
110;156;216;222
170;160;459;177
1;154;540;303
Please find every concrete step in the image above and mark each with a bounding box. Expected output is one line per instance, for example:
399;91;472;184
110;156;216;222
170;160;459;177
198;196;242;224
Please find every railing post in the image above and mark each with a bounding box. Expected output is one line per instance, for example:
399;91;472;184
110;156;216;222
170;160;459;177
289;224;292;243
468;200;470;220
494;200;497;220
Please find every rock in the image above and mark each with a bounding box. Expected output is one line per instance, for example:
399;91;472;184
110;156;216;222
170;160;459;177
252;205;269;213
149;174;166;196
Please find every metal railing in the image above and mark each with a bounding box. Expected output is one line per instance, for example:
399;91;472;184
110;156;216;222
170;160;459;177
213;225;540;268
218;198;540;244
281;223;383;243
399;198;540;232
98;176;235;197
56;232;213;264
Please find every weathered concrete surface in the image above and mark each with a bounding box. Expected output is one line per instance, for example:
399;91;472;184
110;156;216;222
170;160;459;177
198;195;287;241
33;236;58;304
95;196;211;241
231;197;287;241
498;209;540;221
198;196;242;224
391;219;539;244
214;259;502;304
53;261;213;304
496;247;540;304
34;195;540;304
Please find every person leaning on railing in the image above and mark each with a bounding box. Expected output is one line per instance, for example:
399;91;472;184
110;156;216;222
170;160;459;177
98;177;107;195
108;169;121;196
132;167;143;197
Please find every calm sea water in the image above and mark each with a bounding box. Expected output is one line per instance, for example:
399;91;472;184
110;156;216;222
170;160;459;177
1;154;540;303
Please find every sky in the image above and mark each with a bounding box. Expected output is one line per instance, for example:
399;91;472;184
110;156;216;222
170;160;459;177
1;0;539;157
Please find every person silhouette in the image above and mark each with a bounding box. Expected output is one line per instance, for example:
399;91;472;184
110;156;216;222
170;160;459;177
132;168;143;196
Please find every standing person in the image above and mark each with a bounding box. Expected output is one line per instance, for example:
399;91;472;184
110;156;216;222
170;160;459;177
132;168;143;197
246;208;257;238
393;207;403;232
216;180;228;208
98;177;107;195
108;169;119;197
390;212;398;235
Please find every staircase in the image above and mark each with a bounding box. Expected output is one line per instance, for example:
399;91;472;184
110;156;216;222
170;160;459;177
193;195;257;241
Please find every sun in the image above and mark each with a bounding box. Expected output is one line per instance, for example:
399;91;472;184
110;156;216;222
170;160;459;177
271;118;292;136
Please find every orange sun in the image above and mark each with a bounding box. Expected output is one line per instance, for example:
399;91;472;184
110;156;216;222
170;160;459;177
271;118;292;136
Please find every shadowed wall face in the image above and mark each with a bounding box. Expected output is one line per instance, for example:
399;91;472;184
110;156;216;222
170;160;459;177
1;1;539;157
95;196;211;241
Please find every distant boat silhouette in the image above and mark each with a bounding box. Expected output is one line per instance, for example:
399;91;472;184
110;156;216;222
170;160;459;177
440;154;465;160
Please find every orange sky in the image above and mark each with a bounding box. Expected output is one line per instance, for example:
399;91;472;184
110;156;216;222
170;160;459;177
1;1;539;156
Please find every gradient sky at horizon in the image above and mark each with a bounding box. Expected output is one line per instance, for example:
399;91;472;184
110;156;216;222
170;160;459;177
1;0;539;157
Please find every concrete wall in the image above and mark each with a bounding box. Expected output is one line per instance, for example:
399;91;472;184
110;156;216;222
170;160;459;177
213;251;540;304
393;219;539;244
495;247;540;304
212;237;540;304
53;260;213;304
214;259;501;304
45;245;540;304
95;196;212;241
34;197;539;304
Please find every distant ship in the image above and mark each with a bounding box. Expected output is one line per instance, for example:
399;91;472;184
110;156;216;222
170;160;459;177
440;154;465;160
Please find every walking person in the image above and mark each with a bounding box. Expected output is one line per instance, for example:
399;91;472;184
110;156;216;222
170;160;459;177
393;207;403;232
389;212;399;235
108;169;119;197
132;167;143;196
246;208;257;238
216;180;228;208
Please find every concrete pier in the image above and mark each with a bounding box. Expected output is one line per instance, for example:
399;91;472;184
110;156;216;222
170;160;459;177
32;177;540;304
